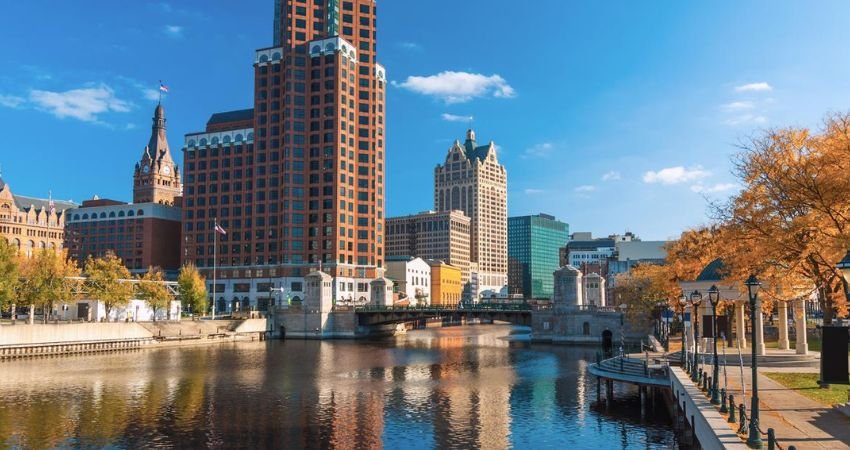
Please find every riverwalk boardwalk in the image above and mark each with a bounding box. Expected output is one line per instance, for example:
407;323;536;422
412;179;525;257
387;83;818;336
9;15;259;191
589;339;850;449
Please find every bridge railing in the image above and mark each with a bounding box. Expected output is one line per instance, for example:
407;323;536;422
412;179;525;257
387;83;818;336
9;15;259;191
354;303;533;313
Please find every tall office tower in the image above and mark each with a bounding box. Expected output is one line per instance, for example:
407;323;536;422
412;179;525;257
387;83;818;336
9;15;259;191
434;129;508;295
181;0;386;310
508;213;569;300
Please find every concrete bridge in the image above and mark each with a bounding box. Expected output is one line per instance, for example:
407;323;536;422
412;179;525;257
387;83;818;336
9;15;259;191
354;304;532;327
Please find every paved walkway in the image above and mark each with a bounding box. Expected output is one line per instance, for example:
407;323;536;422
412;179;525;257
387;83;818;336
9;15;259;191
702;361;850;449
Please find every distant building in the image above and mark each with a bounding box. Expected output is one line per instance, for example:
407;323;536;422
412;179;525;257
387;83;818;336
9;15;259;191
385;256;431;306
553;265;583;309
65;105;182;274
508;213;569;300
385;210;471;282
434;129;508;294
0;175;75;255
428;260;462;307
582;272;606;307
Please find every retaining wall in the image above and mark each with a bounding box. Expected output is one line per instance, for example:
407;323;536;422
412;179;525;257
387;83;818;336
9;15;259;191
0;323;153;347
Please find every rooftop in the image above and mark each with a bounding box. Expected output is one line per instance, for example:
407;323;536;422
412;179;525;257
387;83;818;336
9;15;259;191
207;109;254;127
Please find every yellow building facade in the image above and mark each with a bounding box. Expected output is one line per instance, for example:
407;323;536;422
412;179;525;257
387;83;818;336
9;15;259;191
429;261;462;307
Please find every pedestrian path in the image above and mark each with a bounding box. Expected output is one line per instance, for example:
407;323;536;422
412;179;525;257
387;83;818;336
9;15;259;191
707;362;850;449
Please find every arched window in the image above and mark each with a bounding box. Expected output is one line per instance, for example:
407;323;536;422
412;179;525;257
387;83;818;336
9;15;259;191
311;45;321;54
128;210;135;217
199;138;208;146
73;214;80;221
222;135;231;144
259;54;269;63
211;136;219;145
247;132;254;141
108;211;116;218
82;213;89;220
99;212;106;219
118;211;125;217
235;134;243;142
325;43;335;52
137;209;144;216
272;52;281;61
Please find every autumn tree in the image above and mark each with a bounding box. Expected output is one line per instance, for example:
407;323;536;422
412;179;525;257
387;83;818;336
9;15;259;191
714;115;850;324
177;264;207;318
17;249;80;324
0;239;18;314
613;263;679;329
85;251;133;322
137;267;172;322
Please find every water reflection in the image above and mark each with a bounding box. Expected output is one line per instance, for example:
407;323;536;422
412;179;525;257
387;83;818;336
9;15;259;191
0;325;676;449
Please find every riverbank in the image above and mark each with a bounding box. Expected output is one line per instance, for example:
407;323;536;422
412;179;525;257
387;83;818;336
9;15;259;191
0;320;270;360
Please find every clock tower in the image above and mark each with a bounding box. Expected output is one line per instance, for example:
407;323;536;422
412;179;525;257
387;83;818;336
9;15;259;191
133;104;182;205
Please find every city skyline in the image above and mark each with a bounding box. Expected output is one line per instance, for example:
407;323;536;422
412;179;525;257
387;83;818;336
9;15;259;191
3;1;850;240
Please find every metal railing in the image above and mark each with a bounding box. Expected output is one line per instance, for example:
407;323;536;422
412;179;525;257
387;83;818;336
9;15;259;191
355;303;534;313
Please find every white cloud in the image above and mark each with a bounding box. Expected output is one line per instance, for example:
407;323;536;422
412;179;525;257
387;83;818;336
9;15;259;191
124;123;138;130
163;25;183;37
522;142;554;159
721;101;754;111
396;71;516;103
725;114;768;126
643;166;710;185
574;185;596;193
441;113;474;123
397;42;421;51
601;171;621;182
735;82;772;92
690;183;738;194
524;188;544;195
0;95;25;108
142;89;161;102
29;84;132;122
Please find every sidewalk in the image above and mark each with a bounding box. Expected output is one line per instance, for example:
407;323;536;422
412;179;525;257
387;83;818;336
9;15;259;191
708;362;850;449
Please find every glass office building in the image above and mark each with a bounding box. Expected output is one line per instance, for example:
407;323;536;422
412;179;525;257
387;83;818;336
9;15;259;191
508;214;569;299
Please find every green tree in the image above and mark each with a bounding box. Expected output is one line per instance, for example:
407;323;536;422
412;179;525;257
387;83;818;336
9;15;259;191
0;239;19;314
18;249;79;324
177;264;207;318
137;267;172;322
85;251;133;322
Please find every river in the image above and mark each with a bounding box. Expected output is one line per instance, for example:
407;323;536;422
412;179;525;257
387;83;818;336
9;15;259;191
0;325;678;449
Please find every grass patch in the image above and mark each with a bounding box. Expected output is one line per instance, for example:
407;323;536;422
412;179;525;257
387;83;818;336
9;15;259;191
763;372;850;406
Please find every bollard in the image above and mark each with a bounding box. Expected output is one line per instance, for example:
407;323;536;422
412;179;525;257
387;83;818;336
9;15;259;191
738;404;747;433
767;428;775;450
720;388;728;414
703;375;709;392
728;394;736;423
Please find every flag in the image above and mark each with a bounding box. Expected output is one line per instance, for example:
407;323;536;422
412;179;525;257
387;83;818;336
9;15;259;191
159;83;169;93
214;224;227;235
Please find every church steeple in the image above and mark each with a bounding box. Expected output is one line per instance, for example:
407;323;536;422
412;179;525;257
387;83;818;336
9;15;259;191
134;104;181;205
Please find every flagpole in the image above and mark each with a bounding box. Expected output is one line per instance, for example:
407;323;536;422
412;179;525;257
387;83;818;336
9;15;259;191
158;80;162;105
212;218;217;320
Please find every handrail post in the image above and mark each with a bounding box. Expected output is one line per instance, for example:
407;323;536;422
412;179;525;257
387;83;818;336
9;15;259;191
767;428;775;450
739;404;747;434
728;394;736;423
720;388;728;414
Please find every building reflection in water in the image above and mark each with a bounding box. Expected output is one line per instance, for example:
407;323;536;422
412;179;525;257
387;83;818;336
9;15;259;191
0;325;676;449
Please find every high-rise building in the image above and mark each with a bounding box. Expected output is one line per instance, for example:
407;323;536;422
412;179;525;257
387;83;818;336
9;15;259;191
65;105;183;274
434;129;507;295
181;0;386;310
385;210;471;282
0;174;75;256
507;213;569;300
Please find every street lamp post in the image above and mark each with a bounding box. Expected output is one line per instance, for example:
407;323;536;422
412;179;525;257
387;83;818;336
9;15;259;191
690;290;703;382
679;294;688;371
745;274;763;449
708;285;721;405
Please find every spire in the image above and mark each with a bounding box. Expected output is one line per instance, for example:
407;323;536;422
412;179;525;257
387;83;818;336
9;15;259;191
464;128;477;154
146;104;171;162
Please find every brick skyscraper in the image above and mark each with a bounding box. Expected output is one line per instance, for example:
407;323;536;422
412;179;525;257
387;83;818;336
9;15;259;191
182;0;386;309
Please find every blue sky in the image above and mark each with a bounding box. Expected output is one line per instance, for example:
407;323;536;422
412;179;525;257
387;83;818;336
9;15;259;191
2;1;850;240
